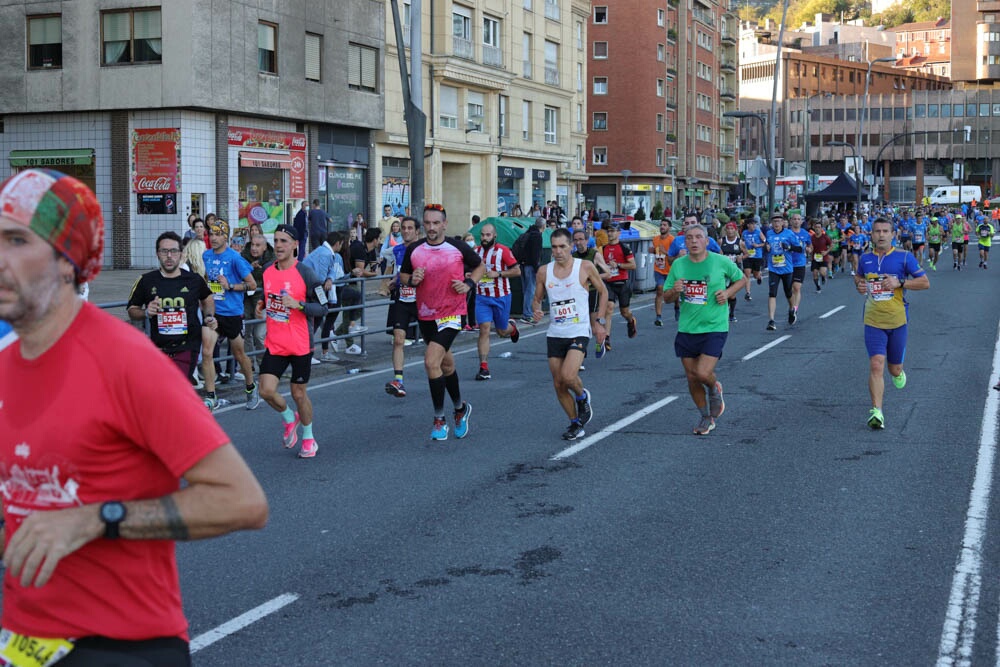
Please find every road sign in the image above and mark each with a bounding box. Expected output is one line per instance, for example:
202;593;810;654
748;178;767;197
746;156;769;179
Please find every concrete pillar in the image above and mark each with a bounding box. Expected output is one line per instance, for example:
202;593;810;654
882;159;891;203
914;158;924;206
214;114;229;217
110;111;130;269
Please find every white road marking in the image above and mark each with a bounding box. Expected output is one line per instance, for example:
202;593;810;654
190;593;300;653
741;335;791;362
935;321;1000;666
819;305;846;319
551;395;679;460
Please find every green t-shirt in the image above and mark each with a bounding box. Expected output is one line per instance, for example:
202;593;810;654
663;252;745;334
977;222;994;247
927;224;943;243
827;227;841;250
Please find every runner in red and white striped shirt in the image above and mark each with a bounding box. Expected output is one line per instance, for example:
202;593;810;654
474;223;521;380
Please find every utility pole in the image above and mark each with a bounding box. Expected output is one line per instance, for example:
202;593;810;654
768;0;791;215
390;0;426;215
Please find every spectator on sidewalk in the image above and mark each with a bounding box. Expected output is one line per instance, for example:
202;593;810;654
308;199;330;253
332;233;367;355
242;233;273;365
293;200;309;259
519;217;545;324
304;230;346;362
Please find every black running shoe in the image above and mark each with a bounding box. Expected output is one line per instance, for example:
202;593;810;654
767;320;777;331
576;388;593;426
562;422;586;440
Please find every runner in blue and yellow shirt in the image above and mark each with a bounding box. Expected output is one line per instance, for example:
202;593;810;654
853;218;930;430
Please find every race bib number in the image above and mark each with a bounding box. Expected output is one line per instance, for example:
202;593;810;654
157;309;188;336
813;253;824;262
746;247;757;258
682;280;708;305
867;277;894;302
551;298;581;325
208;280;225;301
728;254;739;263
914;234;924;243
436;315;461;332
0;629;73;667
399;285;417;302
265;292;290;323
772;254;786;267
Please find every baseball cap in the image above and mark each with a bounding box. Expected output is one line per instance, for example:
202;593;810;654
274;224;298;240
0;168;104;284
606;220;621;230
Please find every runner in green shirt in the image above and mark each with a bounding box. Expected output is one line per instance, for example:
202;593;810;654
663;223;746;436
977;217;995;268
826;221;841;277
926;217;943;270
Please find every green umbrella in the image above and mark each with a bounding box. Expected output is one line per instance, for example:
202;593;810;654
469;217;533;248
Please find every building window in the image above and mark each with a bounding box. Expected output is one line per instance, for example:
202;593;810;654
257;21;277;73
483;16;502;66
523;100;532;140
102;8;161;65
28;15;62;69
576;21;583;50
576;103;583;132
593;42;608;59
544;40;559;85
499;95;508;137
593;146;608;165
544;0;560;21
657;9;665;26
523;32;533;78
440;85;458;129
593;77;608;94
524;0;532;9
577;62;583;91
467;91;485;131
305;32;321;81
656;79;664;96
453;6;472;58
594;6;608;24
593;112;608;130
656;113;664;132
657;44;665;61
347;43;377;92
544;106;558;143
656;148;664;167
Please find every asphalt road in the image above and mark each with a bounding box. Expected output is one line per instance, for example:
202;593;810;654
156;252;1000;664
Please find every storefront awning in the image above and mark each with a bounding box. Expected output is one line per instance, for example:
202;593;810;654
9;149;95;167
240;151;291;169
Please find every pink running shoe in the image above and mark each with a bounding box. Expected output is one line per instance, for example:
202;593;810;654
298;438;318;458
283;413;300;448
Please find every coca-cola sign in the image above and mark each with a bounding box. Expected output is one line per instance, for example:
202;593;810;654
132;128;180;194
228;125;307;152
136;176;172;192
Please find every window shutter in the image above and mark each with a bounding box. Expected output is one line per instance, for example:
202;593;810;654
30;17;61;45
305;33;321;81
347;44;361;87
360;46;377;89
103;12;130;42
133;10;161;39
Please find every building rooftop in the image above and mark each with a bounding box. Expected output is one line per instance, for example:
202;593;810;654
892;18;950;33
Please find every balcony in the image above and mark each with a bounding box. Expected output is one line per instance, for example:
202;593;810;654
693;8;715;28
719;86;736;100
725;0;739;14
666;133;677;143
720;59;736;73
721;32;737;45
453;36;474;60
721;116;735;128
979;0;1000;10
402;25;411;48
722;171;739;183
544;66;560;86
483;44;503;68
666;92;677;109
523;61;532;79
721;143;735;155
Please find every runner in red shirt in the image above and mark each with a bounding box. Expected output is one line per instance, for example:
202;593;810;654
809;219;833;293
256;225;329;458
0;169;267;663
600;221;638;355
474;222;521;381
400;204;485;440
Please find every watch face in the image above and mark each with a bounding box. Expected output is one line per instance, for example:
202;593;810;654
102;502;126;523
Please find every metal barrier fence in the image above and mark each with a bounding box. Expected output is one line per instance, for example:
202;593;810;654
99;274;402;365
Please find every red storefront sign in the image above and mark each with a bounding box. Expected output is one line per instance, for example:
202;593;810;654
229;126;307;199
132;129;180;193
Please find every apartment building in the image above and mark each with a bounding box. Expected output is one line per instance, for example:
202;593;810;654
0;0;383;268
952;0;1000;85
583;0;739;214
893;18;950;78
379;0;589;225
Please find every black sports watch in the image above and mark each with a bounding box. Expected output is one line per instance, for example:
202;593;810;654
596;318;606;326
100;501;127;539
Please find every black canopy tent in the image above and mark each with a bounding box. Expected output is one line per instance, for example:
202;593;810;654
803;173;869;217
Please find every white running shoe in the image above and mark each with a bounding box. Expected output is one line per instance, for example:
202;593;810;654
345;344;363;355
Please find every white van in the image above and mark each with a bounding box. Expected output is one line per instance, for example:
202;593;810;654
927;185;983;205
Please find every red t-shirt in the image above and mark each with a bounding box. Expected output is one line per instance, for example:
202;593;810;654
475;244;518;298
263;260;313;357
602;242;634;283
401;239;483;321
0;303;228;640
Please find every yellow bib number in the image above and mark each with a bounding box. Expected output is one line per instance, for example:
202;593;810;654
0;629;73;667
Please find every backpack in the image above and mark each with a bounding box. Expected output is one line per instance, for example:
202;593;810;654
512;233;529;264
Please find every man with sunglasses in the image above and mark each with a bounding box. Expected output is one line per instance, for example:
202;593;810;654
128;231;217;389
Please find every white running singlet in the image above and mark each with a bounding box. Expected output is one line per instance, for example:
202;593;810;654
545;258;591;339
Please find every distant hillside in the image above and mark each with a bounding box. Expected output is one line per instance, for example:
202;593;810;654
738;0;949;30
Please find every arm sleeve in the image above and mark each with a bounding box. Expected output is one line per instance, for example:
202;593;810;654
235;254;254;281
126;275;148;309
905;253;926;279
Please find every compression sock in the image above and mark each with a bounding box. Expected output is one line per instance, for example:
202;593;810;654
281;407;296;424
814;278;821;289
429;375;447;417
394;370;404;382
444;371;463;409
302;422;314;439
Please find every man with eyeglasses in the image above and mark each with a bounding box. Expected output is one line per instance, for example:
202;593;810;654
128;231;217;389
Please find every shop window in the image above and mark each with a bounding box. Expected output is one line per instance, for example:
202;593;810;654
305;32;321;81
257;21;277;73
348;43;378;92
28;15;62;69
102;8;161;65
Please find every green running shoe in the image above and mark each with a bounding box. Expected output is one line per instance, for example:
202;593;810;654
867;407;885;430
892;370;907;389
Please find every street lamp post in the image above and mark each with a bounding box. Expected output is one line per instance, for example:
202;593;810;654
827;140;860;213
665;157;678;222
859;56;896;202
872;128;966;204
724;110;772;214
